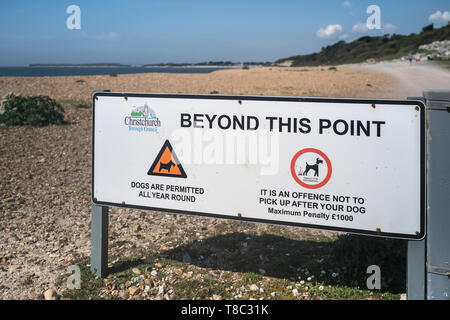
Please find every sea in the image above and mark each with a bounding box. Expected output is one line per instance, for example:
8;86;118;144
0;66;231;77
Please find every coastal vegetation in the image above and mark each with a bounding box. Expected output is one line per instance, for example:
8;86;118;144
277;24;450;66
0;93;65;126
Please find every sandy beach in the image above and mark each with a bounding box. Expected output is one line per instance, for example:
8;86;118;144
0;65;392;103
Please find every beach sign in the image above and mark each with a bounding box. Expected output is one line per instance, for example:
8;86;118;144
92;92;425;239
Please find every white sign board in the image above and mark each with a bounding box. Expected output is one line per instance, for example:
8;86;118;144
92;93;425;239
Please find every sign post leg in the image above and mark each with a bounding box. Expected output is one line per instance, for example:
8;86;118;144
407;239;426;300
90;204;109;278
423;90;450;300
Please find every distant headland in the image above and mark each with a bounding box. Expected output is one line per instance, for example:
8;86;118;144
28;61;272;68
29;63;132;67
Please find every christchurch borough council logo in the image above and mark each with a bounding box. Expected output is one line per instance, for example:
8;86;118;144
124;103;161;133
290;148;332;189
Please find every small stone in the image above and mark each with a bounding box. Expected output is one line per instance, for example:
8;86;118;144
249;284;259;291
150;270;157;277
131;268;141;275
174;268;183;275
212;294;222;300
44;289;58;300
158;285;165;296
292;289;300;297
270;292;276;297
129;286;139;296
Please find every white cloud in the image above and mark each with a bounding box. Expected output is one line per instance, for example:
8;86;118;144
352;22;369;33
342;1;352;8
107;32;119;39
429;11;450;25
316;24;343;39
383;23;397;33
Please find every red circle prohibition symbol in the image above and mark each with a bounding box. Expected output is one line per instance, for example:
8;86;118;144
290;148;332;189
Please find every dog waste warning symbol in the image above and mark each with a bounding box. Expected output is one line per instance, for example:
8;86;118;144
147;140;187;178
291;148;332;189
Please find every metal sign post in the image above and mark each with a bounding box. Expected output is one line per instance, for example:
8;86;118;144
406;90;450;300
90;204;109;278
407;239;426;299
423;90;450;300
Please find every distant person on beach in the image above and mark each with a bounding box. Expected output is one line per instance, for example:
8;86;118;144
415;54;421;64
408;54;413;64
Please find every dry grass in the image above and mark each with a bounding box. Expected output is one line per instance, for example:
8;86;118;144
0;65;393;102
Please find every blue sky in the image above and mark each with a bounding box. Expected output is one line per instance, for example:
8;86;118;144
0;0;449;66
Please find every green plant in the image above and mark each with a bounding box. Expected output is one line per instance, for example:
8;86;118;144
0;93;65;126
242;65;250;70
328;66;337;71
422;24;434;32
109;72;118;77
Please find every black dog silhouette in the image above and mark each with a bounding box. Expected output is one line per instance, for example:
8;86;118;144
303;158;323;177
159;160;175;172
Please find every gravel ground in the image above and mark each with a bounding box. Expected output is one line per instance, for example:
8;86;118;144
0;66;393;300
0;65;391;102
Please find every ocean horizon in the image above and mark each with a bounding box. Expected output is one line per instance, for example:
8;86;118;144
0;66;233;77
